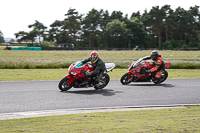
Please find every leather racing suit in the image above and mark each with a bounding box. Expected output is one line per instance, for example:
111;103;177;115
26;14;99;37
81;57;106;83
143;55;165;79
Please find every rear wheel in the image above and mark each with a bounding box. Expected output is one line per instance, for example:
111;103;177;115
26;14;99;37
153;70;168;84
94;73;110;90
120;73;132;85
58;77;72;91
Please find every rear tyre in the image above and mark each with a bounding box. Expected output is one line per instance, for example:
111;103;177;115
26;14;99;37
94;73;110;90
120;73;132;85
153;70;168;84
58;77;73;91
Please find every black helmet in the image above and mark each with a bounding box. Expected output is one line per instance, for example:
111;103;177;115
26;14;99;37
150;50;159;61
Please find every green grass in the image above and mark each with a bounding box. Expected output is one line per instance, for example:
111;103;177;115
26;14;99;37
0;69;200;81
0;50;200;69
0;106;200;132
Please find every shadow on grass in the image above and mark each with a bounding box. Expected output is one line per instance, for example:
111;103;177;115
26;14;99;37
61;89;123;96
127;83;175;88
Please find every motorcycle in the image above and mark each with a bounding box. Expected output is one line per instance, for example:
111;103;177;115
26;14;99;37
58;61;115;91
120;57;171;85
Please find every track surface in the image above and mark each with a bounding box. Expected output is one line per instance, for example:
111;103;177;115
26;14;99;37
0;79;200;114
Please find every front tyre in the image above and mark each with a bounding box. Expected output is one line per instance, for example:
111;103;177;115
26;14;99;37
120;73;132;85
153;70;168;84
58;77;72;91
94;73;110;90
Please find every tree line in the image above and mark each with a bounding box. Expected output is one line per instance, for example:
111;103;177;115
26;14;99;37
7;5;200;49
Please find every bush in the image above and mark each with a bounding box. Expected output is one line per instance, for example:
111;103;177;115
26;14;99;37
163;41;173;49
162;40;186;49
170;63;200;69
188;38;199;48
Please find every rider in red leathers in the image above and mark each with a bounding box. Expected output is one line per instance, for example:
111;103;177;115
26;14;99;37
143;50;165;79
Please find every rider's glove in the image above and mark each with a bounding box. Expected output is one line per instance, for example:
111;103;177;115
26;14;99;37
145;69;151;74
86;72;92;76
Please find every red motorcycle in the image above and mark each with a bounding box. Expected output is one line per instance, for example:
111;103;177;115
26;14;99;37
120;57;171;85
58;61;115;91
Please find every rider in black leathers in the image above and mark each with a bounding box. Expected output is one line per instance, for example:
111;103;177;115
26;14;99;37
4;43;12;50
81;51;106;84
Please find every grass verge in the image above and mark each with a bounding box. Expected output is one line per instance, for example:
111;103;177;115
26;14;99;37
0;69;200;81
1;50;200;69
0;106;200;132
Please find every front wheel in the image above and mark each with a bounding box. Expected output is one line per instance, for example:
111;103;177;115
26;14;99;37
120;73;132;85
58;77;73;91
94;73;110;90
153;70;168;84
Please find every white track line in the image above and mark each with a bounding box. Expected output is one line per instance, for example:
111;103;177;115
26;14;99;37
1;104;199;120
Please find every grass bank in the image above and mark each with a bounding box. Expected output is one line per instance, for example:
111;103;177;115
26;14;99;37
0;106;200;132
0;69;200;81
1;50;200;69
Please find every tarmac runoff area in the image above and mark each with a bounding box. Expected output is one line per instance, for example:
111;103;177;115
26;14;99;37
1;104;197;120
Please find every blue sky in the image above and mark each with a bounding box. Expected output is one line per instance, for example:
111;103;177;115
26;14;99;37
0;0;199;39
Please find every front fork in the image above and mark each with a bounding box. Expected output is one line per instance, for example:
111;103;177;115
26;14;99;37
127;72;135;82
65;75;74;85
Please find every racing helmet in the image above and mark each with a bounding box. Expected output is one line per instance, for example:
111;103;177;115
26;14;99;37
90;51;99;63
150;50;159;61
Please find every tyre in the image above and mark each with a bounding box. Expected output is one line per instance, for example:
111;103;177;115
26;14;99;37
94;73;110;90
58;77;73;91
153;70;168;84
120;73;132;85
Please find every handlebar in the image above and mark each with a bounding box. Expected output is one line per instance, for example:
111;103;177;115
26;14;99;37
80;70;86;77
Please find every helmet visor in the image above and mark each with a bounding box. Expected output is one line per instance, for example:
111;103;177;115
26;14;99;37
151;55;156;60
91;56;96;61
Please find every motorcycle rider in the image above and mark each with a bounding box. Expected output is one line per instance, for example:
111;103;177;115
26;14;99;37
143;50;165;79
81;51;106;84
4;43;12;50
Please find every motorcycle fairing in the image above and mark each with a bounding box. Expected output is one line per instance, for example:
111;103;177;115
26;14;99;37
65;74;74;85
164;61;171;69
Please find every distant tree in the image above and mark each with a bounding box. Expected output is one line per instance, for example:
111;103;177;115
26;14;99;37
28;20;47;43
148;5;170;49
187;6;200;48
0;30;5;43
186;6;200;47
99;10;111;31
131;11;141;19
15;30;40;44
98;9;111;47
127;17;147;48
27;29;40;44
141;9;151;31
174;7;188;42
141;9;154;48
63;8;83;45
48;20;63;43
9;39;15;42
104;19;131;48
82;8;102;47
110;11;124;21
164;6;176;41
15;31;29;43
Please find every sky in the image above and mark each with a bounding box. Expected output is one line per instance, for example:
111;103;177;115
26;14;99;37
0;0;199;39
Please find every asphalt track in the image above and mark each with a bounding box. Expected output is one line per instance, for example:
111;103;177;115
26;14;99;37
0;79;200;119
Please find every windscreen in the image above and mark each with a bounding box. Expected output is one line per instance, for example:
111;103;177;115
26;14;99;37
75;62;84;68
132;58;144;68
